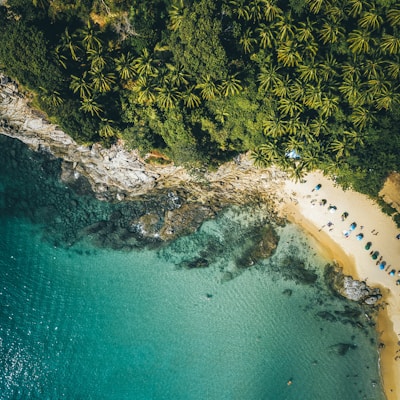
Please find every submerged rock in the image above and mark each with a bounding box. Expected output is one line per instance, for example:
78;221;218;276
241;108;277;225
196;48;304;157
236;224;279;268
178;257;209;269
330;342;357;356
277;257;318;285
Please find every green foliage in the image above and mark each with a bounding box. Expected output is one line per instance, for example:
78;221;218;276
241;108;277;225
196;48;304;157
168;0;228;80
0;20;63;91
1;0;400;193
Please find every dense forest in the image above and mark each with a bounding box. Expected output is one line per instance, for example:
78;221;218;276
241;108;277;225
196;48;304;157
0;0;400;197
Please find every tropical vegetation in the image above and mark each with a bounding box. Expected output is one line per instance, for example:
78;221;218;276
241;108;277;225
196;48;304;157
0;0;400;196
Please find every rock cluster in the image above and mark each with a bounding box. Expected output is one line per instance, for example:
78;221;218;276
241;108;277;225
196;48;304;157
325;265;382;305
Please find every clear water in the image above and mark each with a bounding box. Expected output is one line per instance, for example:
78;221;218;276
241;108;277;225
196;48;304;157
0;137;385;400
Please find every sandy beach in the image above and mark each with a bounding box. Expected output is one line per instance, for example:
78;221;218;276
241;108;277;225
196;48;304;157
279;171;400;400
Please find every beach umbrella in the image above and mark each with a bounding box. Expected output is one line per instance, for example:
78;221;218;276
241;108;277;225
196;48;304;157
349;222;357;231
356;233;364;240
342;230;350;238
396;279;400;286
365;242;372;250
341;212;349;221
389;269;396;276
372;251;379;260
320;199;327;206
329;205;337;213
379;261;386;270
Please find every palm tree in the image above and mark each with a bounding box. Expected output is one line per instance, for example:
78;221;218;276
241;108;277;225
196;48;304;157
59;27;80;61
133;48;158;77
350;106;374;129
257;65;282;92
78;20;102;51
358;7;383;30
339;76;365;106
219;74;243;97
87;47;108;71
214;107;230;124
305;0;325;14
380;34;400;55
275;12;295;42
319;21;345;44
239;28;257;54
277;41;302;67
54;46;68;69
346;0;367;18
263;114;288;137
99;119;118;138
196;75;220;100
89;69;116;93
262;0;283;21
296;18;315;43
271;75;292;98
362;59;382;80
343;128;365;147
324;4;345;21
303;84;322;109
299;145;320;172
131;76;157;105
329;138;351;160
285;117;301;135
38;87;63;108
309;116;328;137
291;79;307;101
250;148;270;168
114;53;136;81
230;0;250;21
168;0;185;31
32;0;49;8
251;140;280;167
387;7;400;27
248;0;265;22
341;61;361;80
297;61;320;83
166;63;190;87
319;54;338;82
256;24;275;49
181;86;201;108
366;75;390;97
347;29;375;54
278;97;303;118
375;87;400;111
319;94;339;117
156;85;181;109
70;72;92;98
79;97;103;117
385;57;400;79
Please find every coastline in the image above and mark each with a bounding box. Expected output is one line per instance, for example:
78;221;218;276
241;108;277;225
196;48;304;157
2;76;400;397
279;171;400;400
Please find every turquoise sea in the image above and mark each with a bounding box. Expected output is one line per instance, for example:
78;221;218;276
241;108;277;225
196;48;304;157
0;136;385;400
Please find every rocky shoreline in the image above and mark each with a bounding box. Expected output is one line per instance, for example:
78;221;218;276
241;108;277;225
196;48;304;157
0;74;381;305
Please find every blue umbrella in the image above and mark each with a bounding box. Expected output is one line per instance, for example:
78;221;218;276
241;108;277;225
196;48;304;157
356;233;364;240
390;269;396;276
379;262;386;270
349;222;357;231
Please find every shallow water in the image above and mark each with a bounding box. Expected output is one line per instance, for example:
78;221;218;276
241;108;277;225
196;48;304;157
0;137;385;400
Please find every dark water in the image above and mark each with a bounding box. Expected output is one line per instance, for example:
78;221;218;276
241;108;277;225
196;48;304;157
0;136;385;399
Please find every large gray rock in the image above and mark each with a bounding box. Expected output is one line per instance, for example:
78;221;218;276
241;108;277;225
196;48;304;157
325;265;381;305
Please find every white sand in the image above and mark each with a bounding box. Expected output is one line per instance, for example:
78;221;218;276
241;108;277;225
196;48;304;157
279;171;400;400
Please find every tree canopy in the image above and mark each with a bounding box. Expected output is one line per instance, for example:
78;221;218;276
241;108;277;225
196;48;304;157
0;0;400;197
